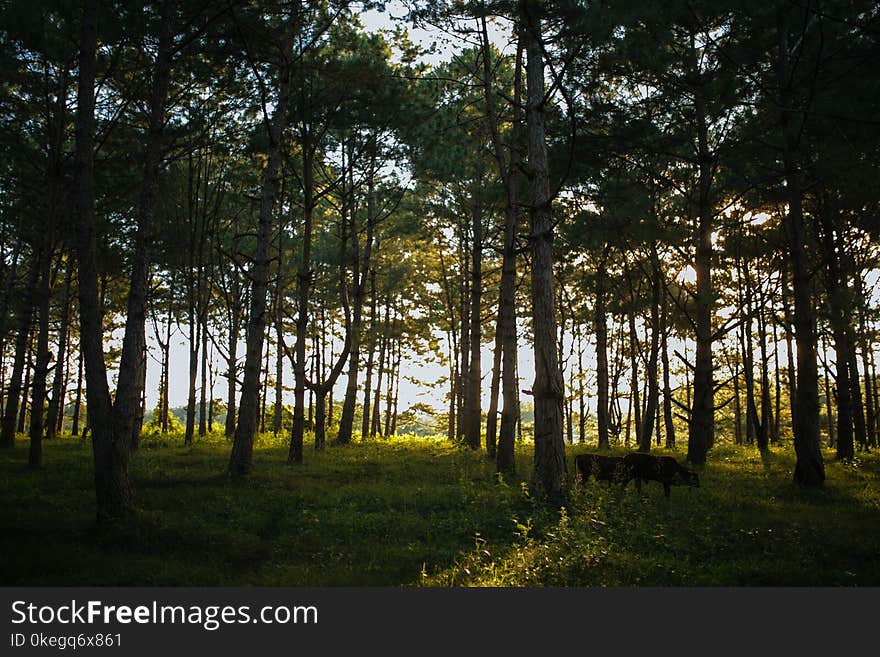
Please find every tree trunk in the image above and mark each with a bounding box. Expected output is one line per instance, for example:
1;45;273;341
372;300;389;437
361;269;376;439
225;308;239;438
687;71;715;465
199;303;208;436
479;17;522;475
28;244;53;468
463;181;483;450
661;283;675;448
71;348;83;436
778;6;824;485
229;25;291;475
524;4;566;498
486;317;502;459
0;260;38;448
290;140;314;463
74;0;132;520
595;260;610;449
46;261;72;440
273;223;284;435
115;0;174;453
18;334;33;435
337;146;376;445
628;303;642;449
640;248;661;452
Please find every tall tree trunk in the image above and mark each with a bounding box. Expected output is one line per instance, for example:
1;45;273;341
778;5;824;485
819;201;854;459
595;259;610;449
290;140;314;463
160;291;172;433
758;299;774;448
661;284;675;448
480;17;522;475
115;0;174;453
628;303;642;449
74;0;132;520
861;330;877;449
273;223;284;435
577;325;586;444
640;248;661;452
361;269;376;439
229;24;291;475
524;4;566;498
0;260;38;448
771;311;782;443
18;334;33;435
821;333;836;446
225;308;239;438
337;147;376;445
486;318;502;459
732;355;743;446
46;261;73;440
463;181;483;450
199;305;208;436
372;299;389;438
71;347;83;436
185;303;199;445
28;244;53;468
687;70;715;465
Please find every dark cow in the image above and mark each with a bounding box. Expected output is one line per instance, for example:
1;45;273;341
622;452;700;498
574;454;629;485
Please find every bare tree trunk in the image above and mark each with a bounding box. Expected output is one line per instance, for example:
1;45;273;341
778;6;824;485
524;4;566;498
821;333;836;447
732;355;743;446
229;17;292;475
28;243;53;469
687;70;715;465
273;224;284;435
46;262;72;440
595;259;610;449
225;307;238;438
372;299;389;437
640;248;661;452
463;179;483;450
18;334;33;435
115;0;174;452
74;0;132;520
661;283;675;448
290;139;314;464
0;260;38;448
628;304;642;450
71;347;83;436
199;304;208;436
486;319;502;459
361;269;376;439
338;145;376;445
479;17;522;474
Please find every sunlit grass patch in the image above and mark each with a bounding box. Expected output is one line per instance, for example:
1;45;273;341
1;436;878;586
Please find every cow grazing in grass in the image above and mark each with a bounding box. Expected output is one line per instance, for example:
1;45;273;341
574;453;629;485
622;452;700;498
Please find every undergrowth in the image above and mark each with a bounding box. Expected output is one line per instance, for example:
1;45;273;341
1;434;877;586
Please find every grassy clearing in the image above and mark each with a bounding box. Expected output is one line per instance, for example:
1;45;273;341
1;434;878;586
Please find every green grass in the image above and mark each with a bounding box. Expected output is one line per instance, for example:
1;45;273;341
1;434;878;586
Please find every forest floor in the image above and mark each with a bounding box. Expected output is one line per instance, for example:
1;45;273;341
1;433;879;586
